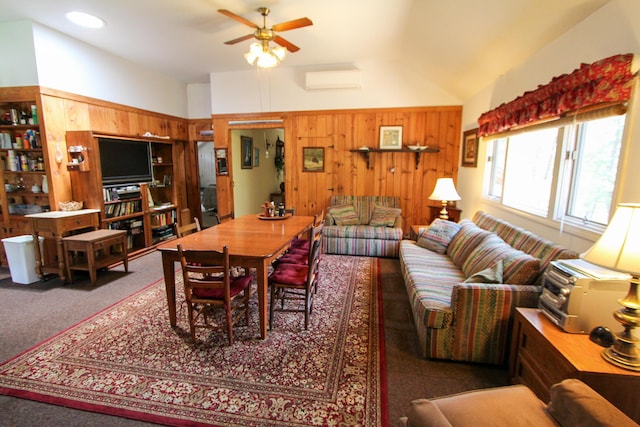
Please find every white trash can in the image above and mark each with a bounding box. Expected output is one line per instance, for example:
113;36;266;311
2;235;44;284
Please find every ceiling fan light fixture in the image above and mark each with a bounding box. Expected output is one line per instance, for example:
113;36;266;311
245;42;284;68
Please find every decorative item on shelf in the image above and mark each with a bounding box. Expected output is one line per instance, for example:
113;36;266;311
580;203;640;371
407;144;428;151
428;177;461;220
379;126;403;150
42;175;48;194
58;201;83;211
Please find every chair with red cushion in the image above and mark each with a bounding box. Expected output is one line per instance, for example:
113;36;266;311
274;217;324;267
268;230;322;330
177;244;254;344
290;210;324;251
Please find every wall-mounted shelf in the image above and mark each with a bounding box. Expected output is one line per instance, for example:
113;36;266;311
350;147;440;169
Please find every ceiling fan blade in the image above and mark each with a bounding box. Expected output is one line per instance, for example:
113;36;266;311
224;34;255;45
274;36;300;53
272;17;313;32
218;9;258;29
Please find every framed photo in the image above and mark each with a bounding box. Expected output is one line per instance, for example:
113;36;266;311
253;148;260;167
241;136;253;169
302;147;324;172
215;148;228;175
379;126;403;150
462;128;479;167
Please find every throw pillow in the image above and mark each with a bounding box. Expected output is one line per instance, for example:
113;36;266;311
464;260;503;283
369;205;402;227
328;204;360;226
416;219;462;254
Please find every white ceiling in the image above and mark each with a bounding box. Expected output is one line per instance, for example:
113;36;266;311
0;0;610;100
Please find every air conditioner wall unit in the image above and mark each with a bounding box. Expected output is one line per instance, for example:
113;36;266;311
305;70;362;90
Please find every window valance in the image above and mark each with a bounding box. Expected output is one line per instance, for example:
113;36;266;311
477;54;637;137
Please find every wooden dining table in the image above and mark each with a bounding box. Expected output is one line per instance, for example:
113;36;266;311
156;214;314;339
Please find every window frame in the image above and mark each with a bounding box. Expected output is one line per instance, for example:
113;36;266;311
482;107;628;235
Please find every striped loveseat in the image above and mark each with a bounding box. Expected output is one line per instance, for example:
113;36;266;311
399;211;577;365
322;196;403;257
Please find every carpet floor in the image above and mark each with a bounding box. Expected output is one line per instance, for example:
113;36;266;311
0;255;385;426
0;250;509;426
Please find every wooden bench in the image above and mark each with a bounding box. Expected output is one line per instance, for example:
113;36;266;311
62;229;128;285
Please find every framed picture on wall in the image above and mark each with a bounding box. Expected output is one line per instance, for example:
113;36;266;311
253;148;260;167
215;148;228;175
241;136;253;169
379;126;403;149
302;147;324;172
462;128;479;167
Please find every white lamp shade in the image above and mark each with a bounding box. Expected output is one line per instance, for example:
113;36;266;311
581;203;640;276
428;178;461;202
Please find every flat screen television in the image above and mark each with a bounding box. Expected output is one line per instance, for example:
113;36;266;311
98;137;153;185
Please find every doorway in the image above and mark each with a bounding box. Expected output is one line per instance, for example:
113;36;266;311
230;128;284;217
197;140;218;228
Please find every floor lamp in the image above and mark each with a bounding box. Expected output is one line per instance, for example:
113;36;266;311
581;203;640;371
428;178;461;220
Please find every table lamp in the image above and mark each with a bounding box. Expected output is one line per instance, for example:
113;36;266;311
428;178;461;220
580;203;640;371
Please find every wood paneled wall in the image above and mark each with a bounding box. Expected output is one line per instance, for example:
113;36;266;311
212;106;462;234
37;87;189;209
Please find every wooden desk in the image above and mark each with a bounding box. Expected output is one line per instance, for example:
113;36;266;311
26;209;101;282
63;229;128;285
510;308;640;422
157;214;314;339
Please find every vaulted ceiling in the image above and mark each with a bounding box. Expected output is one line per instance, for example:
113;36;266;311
0;0;610;99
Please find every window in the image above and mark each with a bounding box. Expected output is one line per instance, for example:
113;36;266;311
563;115;625;226
484;112;626;230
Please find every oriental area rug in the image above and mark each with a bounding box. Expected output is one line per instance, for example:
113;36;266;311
0;255;387;426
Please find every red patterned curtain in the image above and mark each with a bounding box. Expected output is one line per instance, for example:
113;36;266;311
477;54;636;137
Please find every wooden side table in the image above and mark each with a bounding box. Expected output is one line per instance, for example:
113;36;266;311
26;209;101;282
428;205;461;223
62;229;128;285
510;308;640;423
409;225;430;240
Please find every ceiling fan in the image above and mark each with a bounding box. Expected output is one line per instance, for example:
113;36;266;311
218;7;313;54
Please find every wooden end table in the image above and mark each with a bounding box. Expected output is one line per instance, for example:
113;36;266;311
510;307;640;423
62;229;128;285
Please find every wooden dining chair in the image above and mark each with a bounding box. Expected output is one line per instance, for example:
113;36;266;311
215;211;234;224
274;217;324;267
290;210;324;251
175;217;201;238
177;244;254;344
268;222;322;330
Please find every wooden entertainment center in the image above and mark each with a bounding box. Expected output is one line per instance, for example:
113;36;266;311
510;308;640;423
66;130;186;257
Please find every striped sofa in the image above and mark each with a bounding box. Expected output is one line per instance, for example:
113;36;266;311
400;211;577;365
322;196;403;257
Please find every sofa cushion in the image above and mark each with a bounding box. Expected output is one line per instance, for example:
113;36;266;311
464;260;503;283
446;220;492;268
547;379;637;427
328;204;360;225
461;233;541;285
369;205;402;227
323;225;404;240
404;399;453;427
416;219;461;254
423;385;557;427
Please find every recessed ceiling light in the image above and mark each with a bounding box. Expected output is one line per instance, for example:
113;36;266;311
65;11;105;29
